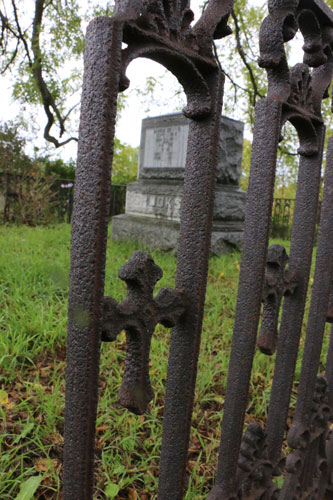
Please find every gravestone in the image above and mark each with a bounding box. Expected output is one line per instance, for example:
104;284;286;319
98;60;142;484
112;112;246;254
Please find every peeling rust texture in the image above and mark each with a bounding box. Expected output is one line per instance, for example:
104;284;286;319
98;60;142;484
327;323;333;410
327;283;333;323
209;0;333;497
288;137;333;451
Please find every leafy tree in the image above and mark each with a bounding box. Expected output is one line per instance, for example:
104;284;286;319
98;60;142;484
0;0;88;147
0;121;60;224
0;121;32;174
0;0;130;156
215;0;267;127
111;138;139;185
240;138;251;191
40;157;76;180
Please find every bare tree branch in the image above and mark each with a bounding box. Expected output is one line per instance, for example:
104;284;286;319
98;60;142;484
29;0;77;147
278;145;298;156
63;102;80;122
1;0;78;148
223;68;249;93
231;9;264;106
237;9;258;61
10;0;33;65
0;39;18;73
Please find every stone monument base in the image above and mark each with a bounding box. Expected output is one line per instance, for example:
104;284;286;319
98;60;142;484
112;213;244;255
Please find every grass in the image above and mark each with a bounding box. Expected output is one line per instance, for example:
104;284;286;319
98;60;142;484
0;225;330;499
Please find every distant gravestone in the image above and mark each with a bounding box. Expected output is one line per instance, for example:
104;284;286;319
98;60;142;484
112;112;247;254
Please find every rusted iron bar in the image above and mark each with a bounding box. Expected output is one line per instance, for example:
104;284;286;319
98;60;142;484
158;69;224;500
327;324;333;410
207;98;282;499
209;0;333;494
327;286;333;323
274;136;333;497
63;17;123;500
288;136;333;449
266;124;325;466
326;324;333;494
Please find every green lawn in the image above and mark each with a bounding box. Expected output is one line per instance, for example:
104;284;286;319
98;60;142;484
0;225;328;499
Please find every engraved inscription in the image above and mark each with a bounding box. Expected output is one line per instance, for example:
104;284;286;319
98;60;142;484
126;192;182;220
143;125;189;168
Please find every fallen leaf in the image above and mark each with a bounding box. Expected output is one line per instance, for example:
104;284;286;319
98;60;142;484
34;458;58;472
96;425;110;432
45;432;64;445
128;488;137;500
0;390;8;405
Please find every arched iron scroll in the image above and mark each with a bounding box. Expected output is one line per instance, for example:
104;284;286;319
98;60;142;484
63;0;234;499
208;0;333;498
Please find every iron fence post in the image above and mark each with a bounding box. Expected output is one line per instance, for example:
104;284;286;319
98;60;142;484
158;68;224;500
63;17;123;499
208;98;282;499
266;124;326;465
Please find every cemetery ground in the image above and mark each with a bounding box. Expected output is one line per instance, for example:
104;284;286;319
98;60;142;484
0;225;329;500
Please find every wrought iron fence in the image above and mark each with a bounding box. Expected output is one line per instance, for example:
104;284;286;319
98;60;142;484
57;181;126;223
0;171;23;222
271;197;322;240
54;179;75;223
60;0;333;498
0;172;126;224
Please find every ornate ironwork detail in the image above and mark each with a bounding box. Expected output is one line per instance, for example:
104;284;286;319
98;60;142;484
257;245;298;355
64;0;231;494
117;0;233;118
236;423;280;499
282;377;332;498
282;63;326;156
259;0;333;98
258;0;333;156
230;378;332;499
288;63;314;111
208;423;283;500
102;251;186;414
